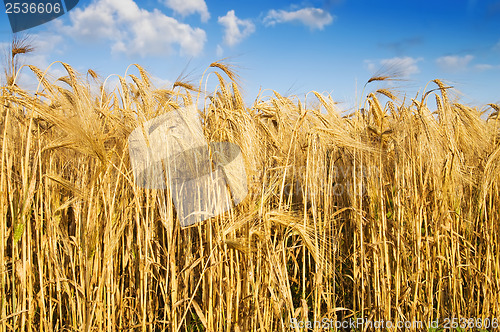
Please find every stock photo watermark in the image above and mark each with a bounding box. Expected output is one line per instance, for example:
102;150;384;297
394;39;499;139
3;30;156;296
3;0;80;33
290;317;424;330
128;105;248;227
290;317;499;330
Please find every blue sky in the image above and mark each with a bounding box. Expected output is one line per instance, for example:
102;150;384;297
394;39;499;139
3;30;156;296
1;0;499;109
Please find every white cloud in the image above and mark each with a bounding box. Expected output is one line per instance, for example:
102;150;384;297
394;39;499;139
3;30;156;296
365;56;422;78
151;75;173;88
216;44;224;57
66;0;206;57
264;7;334;30
364;59;377;73
0;42;9;52
31;31;65;56
1;32;63;65
161;0;210;22
0;31;67;89
15;53;67;91
475;63;500;71
381;56;422;77
218;10;255;46
436;55;474;72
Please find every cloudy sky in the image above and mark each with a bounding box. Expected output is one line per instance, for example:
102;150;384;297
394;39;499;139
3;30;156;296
1;0;499;108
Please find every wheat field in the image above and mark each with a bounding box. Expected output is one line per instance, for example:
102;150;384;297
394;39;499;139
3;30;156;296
1;39;500;331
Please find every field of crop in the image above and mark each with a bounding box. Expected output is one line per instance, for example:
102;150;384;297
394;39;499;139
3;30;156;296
1;39;500;331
